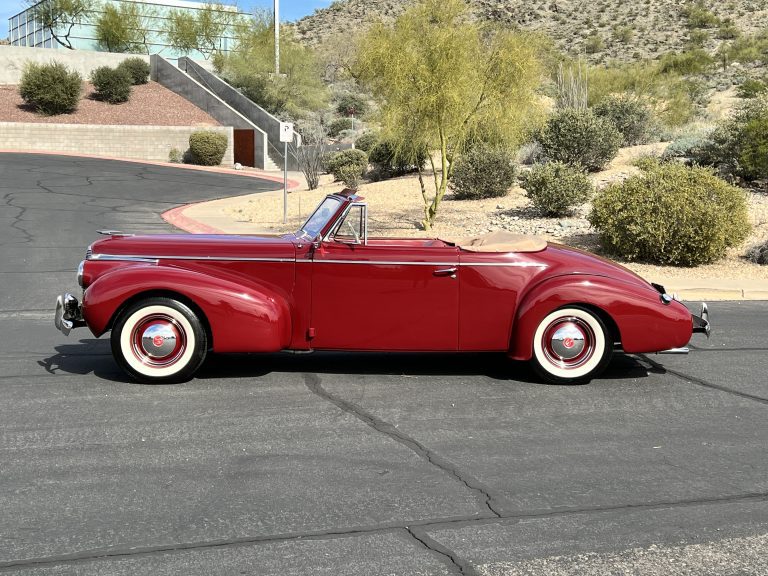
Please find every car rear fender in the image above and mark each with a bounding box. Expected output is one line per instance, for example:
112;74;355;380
508;274;692;360
82;265;291;353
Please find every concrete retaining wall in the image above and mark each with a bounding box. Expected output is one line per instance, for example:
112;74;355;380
0;122;234;165
180;57;299;171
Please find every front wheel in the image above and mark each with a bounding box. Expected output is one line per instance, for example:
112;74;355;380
530;306;613;385
111;297;207;383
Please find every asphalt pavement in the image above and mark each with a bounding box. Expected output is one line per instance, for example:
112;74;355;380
1;153;767;575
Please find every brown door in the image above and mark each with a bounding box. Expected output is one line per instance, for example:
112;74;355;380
233;129;255;167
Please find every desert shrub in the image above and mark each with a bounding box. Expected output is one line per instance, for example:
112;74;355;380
585;33;604;54
354;131;379;152
736;79;767;98
716;19;741;40
589;161;751;266
19;61;83;115
90;66;132;104
449;146;517;200
520;162;593;217
168;147;183;163
188;130;228;166
746;240;768;265
368;140;427;176
117;57;150;85
660;134;710;162
515;141;545;165
537;109;621;172
659;49;715;75
326;149;368;188
593;95;654;146
695;96;768;180
336;93;369;118
328;117;354;138
681;1;720;29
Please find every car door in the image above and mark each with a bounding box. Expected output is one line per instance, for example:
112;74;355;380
310;204;459;351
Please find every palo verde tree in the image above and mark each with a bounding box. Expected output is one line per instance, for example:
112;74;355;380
214;10;327;119
27;0;93;50
164;3;236;60
354;0;544;230
95;3;155;54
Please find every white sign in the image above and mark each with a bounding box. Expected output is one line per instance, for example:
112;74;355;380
279;122;294;143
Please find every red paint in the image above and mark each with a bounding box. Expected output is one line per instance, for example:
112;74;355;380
74;192;698;366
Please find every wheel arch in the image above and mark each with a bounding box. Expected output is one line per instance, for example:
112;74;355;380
108;289;214;350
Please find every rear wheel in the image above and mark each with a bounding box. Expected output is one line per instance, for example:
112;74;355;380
530;306;612;384
111;297;207;383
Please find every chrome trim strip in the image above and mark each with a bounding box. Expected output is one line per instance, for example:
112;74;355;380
314;259;546;267
88;253;293;263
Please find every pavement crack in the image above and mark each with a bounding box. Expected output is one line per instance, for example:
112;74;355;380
302;373;503;518
639;354;768;405
406;526;476;576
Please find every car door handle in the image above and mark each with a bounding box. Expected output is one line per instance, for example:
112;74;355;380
433;267;457;278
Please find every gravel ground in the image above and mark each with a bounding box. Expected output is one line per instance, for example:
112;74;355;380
0;82;220;126
477;533;768;576
227;144;768;280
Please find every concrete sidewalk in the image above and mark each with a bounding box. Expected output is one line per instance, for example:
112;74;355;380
165;184;768;302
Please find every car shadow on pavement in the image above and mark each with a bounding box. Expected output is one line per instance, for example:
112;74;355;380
41;341;653;386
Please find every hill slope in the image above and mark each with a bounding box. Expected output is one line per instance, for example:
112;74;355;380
295;0;768;64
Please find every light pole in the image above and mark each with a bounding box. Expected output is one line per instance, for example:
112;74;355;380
274;0;280;76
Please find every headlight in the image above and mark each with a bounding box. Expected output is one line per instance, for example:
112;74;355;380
77;260;85;288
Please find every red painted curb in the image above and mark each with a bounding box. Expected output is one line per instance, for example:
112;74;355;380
161;202;228;235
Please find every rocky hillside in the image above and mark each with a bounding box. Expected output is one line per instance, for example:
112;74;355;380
294;0;768;64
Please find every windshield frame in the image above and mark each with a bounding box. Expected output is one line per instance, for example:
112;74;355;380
298;196;344;240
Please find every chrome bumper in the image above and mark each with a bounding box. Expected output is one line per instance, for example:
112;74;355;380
54;293;85;336
691;302;711;338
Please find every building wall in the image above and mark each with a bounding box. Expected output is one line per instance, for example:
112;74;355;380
0;122;234;165
8;0;238;61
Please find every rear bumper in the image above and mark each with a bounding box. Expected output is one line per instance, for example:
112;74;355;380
54;293;85;336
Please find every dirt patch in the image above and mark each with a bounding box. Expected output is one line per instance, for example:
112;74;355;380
0;82;219;126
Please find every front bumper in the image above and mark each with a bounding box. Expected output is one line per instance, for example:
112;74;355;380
54;293;85;336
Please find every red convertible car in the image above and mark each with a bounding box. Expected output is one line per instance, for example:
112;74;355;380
55;189;709;384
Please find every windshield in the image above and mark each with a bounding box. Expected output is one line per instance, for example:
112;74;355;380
299;197;343;238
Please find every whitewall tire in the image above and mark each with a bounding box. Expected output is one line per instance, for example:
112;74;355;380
530;306;612;384
111;297;207;383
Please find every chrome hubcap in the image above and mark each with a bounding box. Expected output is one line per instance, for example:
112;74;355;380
542;317;595;369
131;314;185;367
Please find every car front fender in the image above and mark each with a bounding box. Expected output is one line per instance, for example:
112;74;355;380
508;274;693;361
82;265;291;353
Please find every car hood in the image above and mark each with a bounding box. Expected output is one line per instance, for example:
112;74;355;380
89;233;296;261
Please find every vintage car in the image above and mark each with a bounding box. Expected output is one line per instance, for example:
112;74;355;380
55;189;710;384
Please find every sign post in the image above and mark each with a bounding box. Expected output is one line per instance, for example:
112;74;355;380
279;122;293;224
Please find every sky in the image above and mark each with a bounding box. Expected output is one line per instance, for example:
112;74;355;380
0;1;334;38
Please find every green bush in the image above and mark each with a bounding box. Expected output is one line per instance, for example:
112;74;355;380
168;147;183;163
537;109;622;172
585;33;604;54
659;49;715;75
188;130;228;166
695;96;768;180
90;66;132;104
117;57;150;85
681;1;720;29
328;117;354;138
368;140;427;176
746;240;768;265
520;162;593;217
593;96;654;146
327;149;368;188
660;134;710;162
589;161;751;266
355;132;379;153
736;79;767;98
19;61;83;116
336;94;369;118
449;146;517;200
